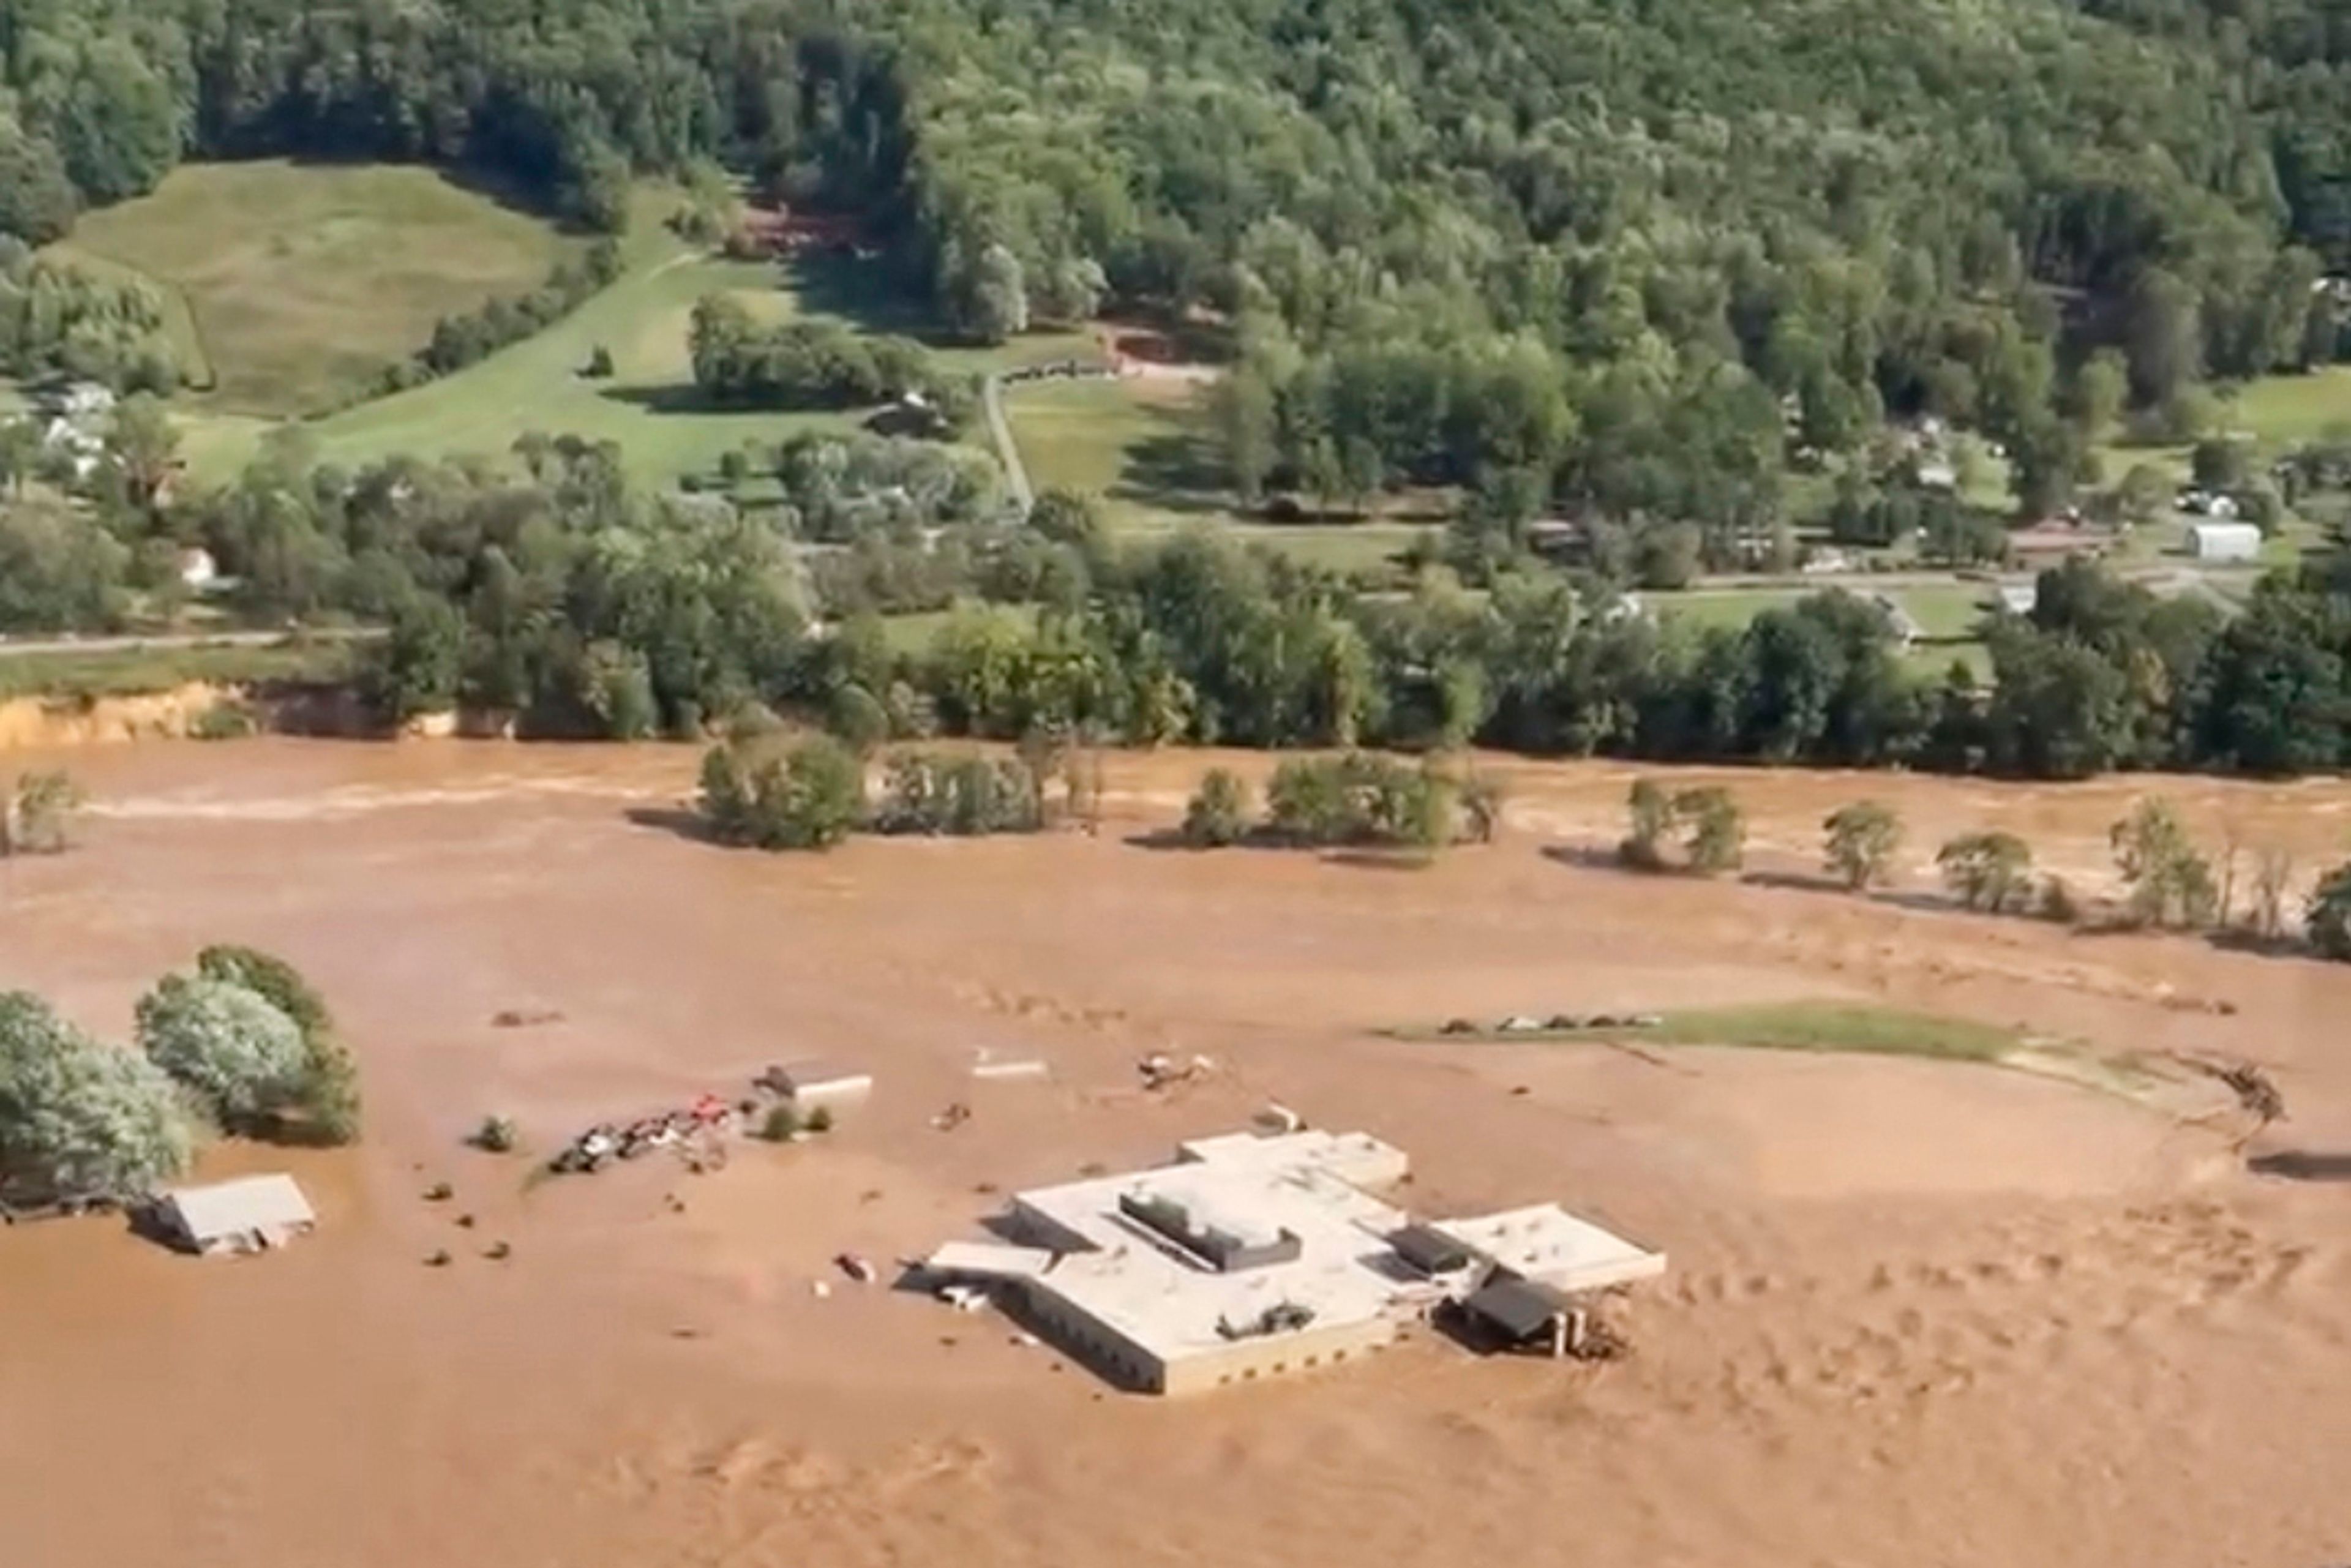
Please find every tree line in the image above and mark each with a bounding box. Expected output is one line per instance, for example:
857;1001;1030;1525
686;294;969;415
0;0;906;240
1613;778;2351;957
23;405;2351;781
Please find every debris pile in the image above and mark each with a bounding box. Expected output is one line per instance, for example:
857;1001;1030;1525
547;1094;735;1176
1138;1052;1216;1091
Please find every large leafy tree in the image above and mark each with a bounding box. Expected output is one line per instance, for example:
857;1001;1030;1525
0;992;193;1204
135;975;310;1129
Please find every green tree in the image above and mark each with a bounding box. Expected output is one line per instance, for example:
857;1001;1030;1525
52;39;182;203
2191;437;2254;492
1823;800;1902;890
2068;348;2128;437
1620;778;1677;869
2309;861;2351;960
1216;369;1280;506
2;770;88;857
1634;523;1703;591
0;124;77;243
196;945;361;1144
700;735;866;850
0;992;192;1205
1181;767;1251;847
2117;463;2172;526
966;244;1029;344
2124;266;2202;407
2110;798;2218;928
135;975;310;1130
1676;787;1744;874
1937;831;2034;912
1458;771;1505;844
369;599;466;723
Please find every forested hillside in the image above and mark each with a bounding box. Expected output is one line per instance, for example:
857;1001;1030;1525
6;0;2351;521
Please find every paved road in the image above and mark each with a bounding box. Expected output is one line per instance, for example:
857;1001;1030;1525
0;628;377;660
980;371;1034;514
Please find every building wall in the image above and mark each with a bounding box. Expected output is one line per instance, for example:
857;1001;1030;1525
1157;1316;1397;1397
1015;1281;1397;1396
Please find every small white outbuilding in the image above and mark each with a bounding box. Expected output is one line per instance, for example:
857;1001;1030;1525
2188;521;2262;563
156;1174;316;1256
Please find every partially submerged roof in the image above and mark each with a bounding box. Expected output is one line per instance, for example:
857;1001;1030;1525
161;1174;315;1241
1461;1276;1572;1341
1432;1204;1666;1292
1389;1221;1477;1276
922;1240;1056;1280
763;1059;873;1095
1011;1132;1413;1360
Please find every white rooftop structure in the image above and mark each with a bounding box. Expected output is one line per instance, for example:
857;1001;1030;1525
2188;520;2260;563
760;1059;874;1105
921;1240;1056;1280
954;1128;1663;1395
1430;1205;1668;1292
157;1174;316;1256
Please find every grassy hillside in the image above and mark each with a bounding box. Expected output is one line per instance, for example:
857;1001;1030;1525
52;162;574;418
1005;374;1432;573
174;187;1098;489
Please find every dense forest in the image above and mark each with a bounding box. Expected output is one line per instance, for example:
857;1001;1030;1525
12;0;2351;776
6;0;2351;508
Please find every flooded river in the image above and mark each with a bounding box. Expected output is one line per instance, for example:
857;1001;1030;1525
2;740;2348;1567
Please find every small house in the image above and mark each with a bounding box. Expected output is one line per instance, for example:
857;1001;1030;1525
1994;581;2038;617
2188;521;2261;563
156;1174;316;1256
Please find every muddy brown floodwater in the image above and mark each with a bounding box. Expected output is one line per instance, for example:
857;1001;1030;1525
4;740;2350;1568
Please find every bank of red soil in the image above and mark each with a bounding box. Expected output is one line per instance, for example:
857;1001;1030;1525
2;741;2346;1568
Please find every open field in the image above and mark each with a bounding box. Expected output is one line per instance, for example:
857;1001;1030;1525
2229;366;2351;448
52;162;576;418
0;637;356;702
1006;373;1433;574
171;189;1097;489
1;741;2348;1568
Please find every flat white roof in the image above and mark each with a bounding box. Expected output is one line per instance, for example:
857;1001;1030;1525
162;1174;315;1240
1014;1133;1413;1361
1431;1204;1666;1292
923;1240;1055;1280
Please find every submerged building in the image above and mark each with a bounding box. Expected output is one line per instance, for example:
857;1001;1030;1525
925;1128;1664;1395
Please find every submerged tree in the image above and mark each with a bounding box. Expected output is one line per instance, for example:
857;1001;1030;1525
1822;800;1903;890
2;770;88;857
1937;831;2035;912
2309;861;2351;961
2110;798;2218;929
0;991;192;1204
1675;787;1745;875
1181;767;1251;847
135;974;309;1130
1619;778;1676;870
195;945;360;1144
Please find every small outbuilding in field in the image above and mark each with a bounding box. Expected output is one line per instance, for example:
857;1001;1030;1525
154;1174;316;1256
2188;520;2261;563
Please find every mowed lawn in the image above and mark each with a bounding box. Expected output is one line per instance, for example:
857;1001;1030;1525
1007;374;1431;574
1654;581;1993;676
175;184;1100;489
2229;367;2351;448
54;161;576;417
